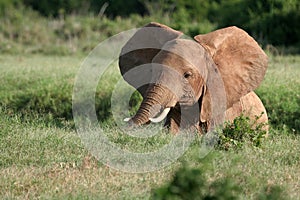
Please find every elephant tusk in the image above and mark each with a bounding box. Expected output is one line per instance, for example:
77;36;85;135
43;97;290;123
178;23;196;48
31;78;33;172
124;117;131;122
149;108;171;123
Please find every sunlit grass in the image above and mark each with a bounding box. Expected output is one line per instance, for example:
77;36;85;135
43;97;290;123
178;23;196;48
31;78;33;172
0;54;299;199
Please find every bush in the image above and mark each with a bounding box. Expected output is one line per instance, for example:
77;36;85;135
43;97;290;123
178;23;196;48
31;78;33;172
0;0;21;16
151;165;287;200
257;186;288;200
209;0;300;47
22;0;89;17
21;0;146;17
151;166;241;200
0;6;147;54
217;114;268;150
2;0;299;54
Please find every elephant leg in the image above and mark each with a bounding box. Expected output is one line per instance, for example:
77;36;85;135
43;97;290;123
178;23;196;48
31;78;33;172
168;117;180;134
240;92;269;133
225;91;269;133
165;105;202;134
165;107;180;134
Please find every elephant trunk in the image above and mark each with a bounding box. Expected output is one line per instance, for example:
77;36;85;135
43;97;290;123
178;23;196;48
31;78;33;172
130;84;176;125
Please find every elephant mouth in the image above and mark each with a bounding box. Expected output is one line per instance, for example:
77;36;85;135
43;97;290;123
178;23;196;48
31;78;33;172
178;100;196;107
148;101;198;123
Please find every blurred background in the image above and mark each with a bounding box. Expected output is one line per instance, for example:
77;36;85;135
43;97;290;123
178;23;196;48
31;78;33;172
1;0;299;55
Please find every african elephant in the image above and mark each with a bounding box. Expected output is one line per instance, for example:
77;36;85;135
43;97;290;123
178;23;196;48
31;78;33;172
119;22;268;133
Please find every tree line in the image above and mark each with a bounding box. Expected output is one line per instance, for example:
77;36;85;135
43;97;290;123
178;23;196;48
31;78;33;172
1;0;299;47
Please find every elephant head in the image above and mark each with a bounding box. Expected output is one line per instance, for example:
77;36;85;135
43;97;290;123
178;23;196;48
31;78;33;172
119;22;268;133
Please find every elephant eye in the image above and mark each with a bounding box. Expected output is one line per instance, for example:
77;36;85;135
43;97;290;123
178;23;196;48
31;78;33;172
184;71;192;79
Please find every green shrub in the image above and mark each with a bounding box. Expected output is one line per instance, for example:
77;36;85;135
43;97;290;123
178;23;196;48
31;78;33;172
2;0;300;50
22;0;85;17
0;0;21;16
151;166;241;200
209;0;300;47
257;186;288;200
151;165;288;200
217;114;267;150
22;0;147;17
0;6;173;55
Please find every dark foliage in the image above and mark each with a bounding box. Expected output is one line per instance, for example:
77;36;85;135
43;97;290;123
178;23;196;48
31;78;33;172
151;165;287;200
209;0;300;47
22;0;146;17
1;0;299;47
151;166;240;200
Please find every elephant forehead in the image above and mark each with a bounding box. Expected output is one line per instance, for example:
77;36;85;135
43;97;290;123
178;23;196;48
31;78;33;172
162;39;206;60
153;39;209;76
153;51;192;69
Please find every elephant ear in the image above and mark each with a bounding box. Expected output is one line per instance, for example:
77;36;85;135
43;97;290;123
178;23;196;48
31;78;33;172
119;22;183;97
199;59;227;130
194;26;268;123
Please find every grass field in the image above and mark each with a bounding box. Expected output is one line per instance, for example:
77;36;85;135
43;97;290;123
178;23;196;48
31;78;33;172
0;54;299;199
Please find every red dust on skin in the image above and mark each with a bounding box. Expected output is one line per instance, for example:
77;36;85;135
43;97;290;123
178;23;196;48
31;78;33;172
119;22;268;134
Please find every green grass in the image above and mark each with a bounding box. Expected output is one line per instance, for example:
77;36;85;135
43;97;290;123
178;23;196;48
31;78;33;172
0;54;299;199
256;55;300;133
